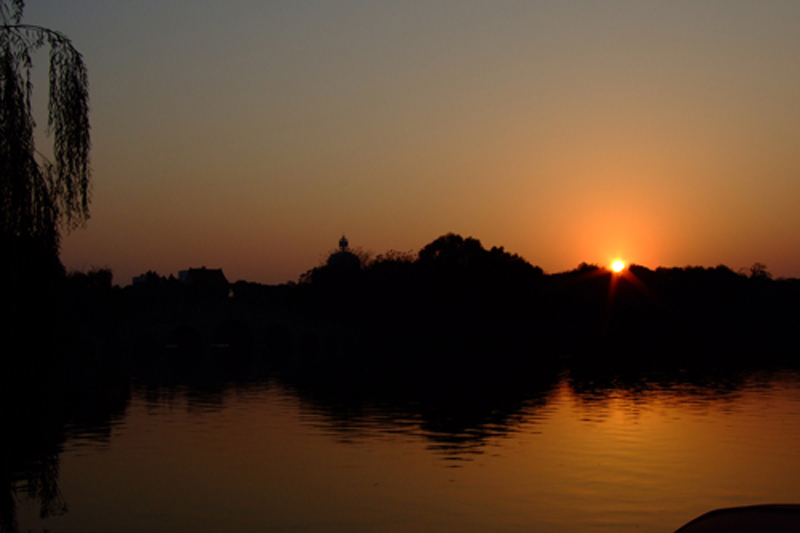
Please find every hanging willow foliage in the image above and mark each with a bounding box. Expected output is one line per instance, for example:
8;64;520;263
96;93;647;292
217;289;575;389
0;0;90;254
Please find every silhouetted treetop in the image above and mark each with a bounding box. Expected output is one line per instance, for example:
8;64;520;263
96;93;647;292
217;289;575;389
418;233;485;267
1;0;90;253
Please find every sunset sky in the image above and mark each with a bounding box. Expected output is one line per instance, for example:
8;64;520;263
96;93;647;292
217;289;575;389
25;1;800;284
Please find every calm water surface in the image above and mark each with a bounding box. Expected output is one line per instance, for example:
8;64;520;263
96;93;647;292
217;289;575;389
14;368;800;532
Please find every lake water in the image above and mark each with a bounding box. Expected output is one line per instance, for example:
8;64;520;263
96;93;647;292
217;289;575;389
10;366;800;532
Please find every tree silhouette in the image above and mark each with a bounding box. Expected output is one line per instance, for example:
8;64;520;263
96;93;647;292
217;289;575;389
1;0;90;257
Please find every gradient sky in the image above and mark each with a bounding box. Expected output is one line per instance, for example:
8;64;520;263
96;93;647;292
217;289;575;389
24;1;800;284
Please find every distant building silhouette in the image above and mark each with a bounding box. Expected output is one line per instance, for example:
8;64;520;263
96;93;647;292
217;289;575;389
179;266;230;298
179;266;227;285
132;271;162;285
327;235;361;270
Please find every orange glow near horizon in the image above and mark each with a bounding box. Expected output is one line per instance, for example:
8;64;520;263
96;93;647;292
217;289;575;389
46;2;800;284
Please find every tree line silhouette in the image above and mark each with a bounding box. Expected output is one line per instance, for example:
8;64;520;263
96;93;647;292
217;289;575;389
261;233;800;363
45;232;791;375
3;230;799;393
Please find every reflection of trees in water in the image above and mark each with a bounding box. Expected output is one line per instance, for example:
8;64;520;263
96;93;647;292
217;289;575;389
131;355;274;415
4;340;795;531
278;348;563;461
281;357;800;458
0;375;131;533
414;396;552;461
125;341;566;461
1;444;66;533
1;387;68;533
566;364;800;421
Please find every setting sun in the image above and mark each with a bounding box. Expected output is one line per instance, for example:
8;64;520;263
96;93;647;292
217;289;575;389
612;260;625;273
